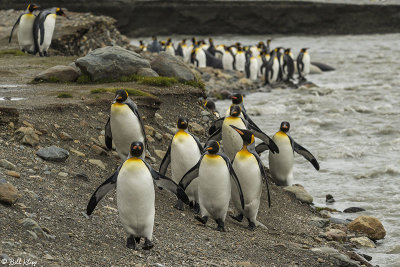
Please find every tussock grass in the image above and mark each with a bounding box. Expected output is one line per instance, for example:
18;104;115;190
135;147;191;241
57;93;73;98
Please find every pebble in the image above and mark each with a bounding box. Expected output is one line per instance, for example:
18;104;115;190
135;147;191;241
155;113;163;121
36;146;70;162
311;247;359;267
189;122;205;135
14;127;40;146
329;217;350;225
0;183;19;204
154;150;166;159
283;185;313;204
6;170;20;178
92;144;107;155
202;115;210;122
155;133;163;141
89;159;106;170
70;148;86;157
0;178;7;184
144;125;156;136
324;229;347;242
309;218;330;228
201;110;210;116
147;135;155;143
343;207;365;213
0;159;16;170
325;194;335;203
350;236;376;248
58;172;68;177
60;131;73;141
319;210;331;218
74;173;89;181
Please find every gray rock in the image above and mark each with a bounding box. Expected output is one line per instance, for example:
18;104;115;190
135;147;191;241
330;217;351;225
69;62;82;76
311;247;359;267
344;207;365;213
0;159;16;170
350;237;376;248
15;127;40;146
0;178;7;184
154;150;166;159
58;172;68;177
151;52;195;81
76;46;150;82
36;146;69;162
0;183;19;204
34;65;79;82
89;159;106;170
18;218;55;240
309;217;330;228
283;185;313;204
137;67;159;77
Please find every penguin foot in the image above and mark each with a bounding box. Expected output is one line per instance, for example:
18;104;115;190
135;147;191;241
230;213;244;222
142;238;154;250
248;221;256;231
44;51;49;57
216;219;225;232
174;199;184;211
191;203;200;214
195;215;208;225
39;52;44;57
135;237;141;244
126;235;136;249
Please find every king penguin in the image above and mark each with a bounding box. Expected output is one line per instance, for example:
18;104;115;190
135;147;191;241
222;45;236;71
9;4;40;54
256;121;320;186
87;141;189;250
246;52;259;81
105;90;147;161
179;140;244;232
159;117;203;211
297;48;310;80
235;46;246;72
208;105;279;161
33;7;68;56
230;126;271;230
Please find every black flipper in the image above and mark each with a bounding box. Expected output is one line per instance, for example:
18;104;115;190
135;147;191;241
289;136;320;171
143;161;189;205
208;117;225;135
207;126;222;142
179;156;203;190
9;14;23;43
242;118;279;154
297;53;304;78
255;142;269;155
86;167;120;215
219;152;245;210
189;132;204;153
159;139;172;175
105;117;112;150
249;148;271;207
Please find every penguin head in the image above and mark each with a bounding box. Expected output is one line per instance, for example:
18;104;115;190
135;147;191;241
27;4;40;13
130;141;144;158
55;8;68;18
229;105;241;117
230;125;255;146
231;93;243;105
301;48;309;53
205;140;220;154
280;121;290;133
177;117;188;130
285;48;291;54
152;36;157;41
209;38;213;44
114;89;128;103
204;100;216;111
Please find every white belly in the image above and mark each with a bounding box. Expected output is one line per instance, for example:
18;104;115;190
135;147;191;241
236;53;246;72
249;58;258;81
39;14;56;52
271;59;279;83
110;103;145;160
269;132;294;186
183;46;191;63
232;152;262;221
196;49;206;68
198;155;231;221
117;159;155;240
222;53;234;70
17;14;35;52
302;53;311;76
171;132;202;202
222;117;246;160
166;46;175;56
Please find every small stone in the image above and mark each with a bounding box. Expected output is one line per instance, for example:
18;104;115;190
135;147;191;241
325;229;347;242
58;172;68;177
70;148;85;157
22;120;34;128
0;178;7;184
0;183;19;204
92;144;107;155
155;113;162;121
201;110;210;116
348;216;386;240
154;150;166;159
350;237;376;248
27;230;38;239
189;122;205;135
79;120;88;127
319;210;331;218
60;132;73;141
326;194;335;203
283;185;313;204
43;254;55;261
329;217;351;225
163;133;173;141
144;125;156;136
155;133;163;141
36;146;69;162
89;159;106;170
202;115;210;122
311;247;359;266
54;124;60;129
6;170;20;178
74;173;89;181
0;159;16;170
343;207;365;213
236;261;254;267
98;135;106;148
309;218;330;228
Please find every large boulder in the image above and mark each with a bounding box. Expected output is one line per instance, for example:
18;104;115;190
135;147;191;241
34;65;80;82
75;46;151;81
348;216;386;240
151;52;195;81
283;185;313;204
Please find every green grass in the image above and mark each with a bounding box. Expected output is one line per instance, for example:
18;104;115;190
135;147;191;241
57;93;73;98
90;87;155;98
76;74;91;84
0;49;27;57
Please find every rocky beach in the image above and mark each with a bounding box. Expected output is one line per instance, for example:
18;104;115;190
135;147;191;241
0;9;389;267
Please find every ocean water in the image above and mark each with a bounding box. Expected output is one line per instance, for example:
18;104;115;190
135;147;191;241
209;34;400;267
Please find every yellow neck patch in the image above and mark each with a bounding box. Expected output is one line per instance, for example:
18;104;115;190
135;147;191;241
275;131;288;138
204;154;220;159
237;146;252;158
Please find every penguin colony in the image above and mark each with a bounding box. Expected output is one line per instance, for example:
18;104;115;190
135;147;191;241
87;89;320;250
140;37;312;83
9;4;68;57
